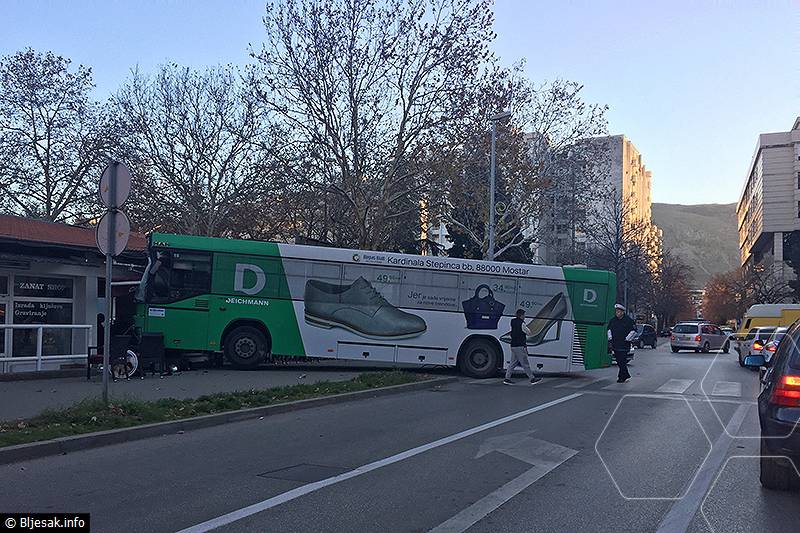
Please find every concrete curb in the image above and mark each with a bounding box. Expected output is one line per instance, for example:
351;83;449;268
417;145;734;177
0;369;86;382
0;376;458;466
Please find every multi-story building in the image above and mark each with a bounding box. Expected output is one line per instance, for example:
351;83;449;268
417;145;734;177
535;134;662;267
737;117;800;281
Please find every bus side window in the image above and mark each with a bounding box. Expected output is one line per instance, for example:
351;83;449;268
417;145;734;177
400;271;459;311
282;259;308;300
459;274;517;315
517;278;569;319
744;319;751;329
166;252;212;302
344;265;401;306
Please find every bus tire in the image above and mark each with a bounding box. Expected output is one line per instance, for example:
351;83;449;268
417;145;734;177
224;326;267;369
459;338;500;379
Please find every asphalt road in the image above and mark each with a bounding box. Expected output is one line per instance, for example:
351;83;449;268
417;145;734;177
2;341;798;533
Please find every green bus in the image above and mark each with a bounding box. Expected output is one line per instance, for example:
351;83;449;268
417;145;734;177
134;233;616;378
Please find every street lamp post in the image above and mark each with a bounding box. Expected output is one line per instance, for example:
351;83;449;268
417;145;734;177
487;110;512;261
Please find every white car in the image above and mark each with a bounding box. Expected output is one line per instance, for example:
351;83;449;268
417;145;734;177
735;326;777;367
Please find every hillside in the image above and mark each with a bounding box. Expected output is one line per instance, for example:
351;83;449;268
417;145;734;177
651;203;739;289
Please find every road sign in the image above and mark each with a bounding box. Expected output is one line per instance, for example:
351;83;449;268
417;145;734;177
99;162;132;208
95;210;131;256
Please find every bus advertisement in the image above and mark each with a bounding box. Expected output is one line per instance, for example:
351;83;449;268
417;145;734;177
134;233;616;378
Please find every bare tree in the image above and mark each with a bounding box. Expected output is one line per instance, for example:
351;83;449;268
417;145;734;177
112;64;282;237
583;188;657;312
703;265;795;325
443;64;607;261
0;49;110;222
651;250;693;328
253;0;495;250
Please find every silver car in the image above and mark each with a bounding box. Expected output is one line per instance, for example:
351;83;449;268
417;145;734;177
670;322;729;353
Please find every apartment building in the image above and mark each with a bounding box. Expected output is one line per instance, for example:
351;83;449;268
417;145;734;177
535;134;662;266
737;117;800;278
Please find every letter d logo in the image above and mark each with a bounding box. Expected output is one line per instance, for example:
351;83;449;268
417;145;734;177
234;264;266;296
583;288;597;304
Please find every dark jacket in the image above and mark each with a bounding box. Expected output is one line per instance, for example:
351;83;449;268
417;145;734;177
608;314;636;350
509;317;528;348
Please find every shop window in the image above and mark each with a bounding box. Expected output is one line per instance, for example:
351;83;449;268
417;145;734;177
12;301;73;356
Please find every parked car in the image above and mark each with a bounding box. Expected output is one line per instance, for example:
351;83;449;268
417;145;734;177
742;322;800;490
761;328;789;359
632;324;657;349
670;322;729;353
659;327;672;337
720;326;734;338
758;327;789;380
736;326;778;367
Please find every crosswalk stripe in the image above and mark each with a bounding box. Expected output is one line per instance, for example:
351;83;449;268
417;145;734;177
555;377;607;389
655;379;695;394
711;381;742;397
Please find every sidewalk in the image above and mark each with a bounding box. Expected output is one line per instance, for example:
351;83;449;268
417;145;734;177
0;363;371;421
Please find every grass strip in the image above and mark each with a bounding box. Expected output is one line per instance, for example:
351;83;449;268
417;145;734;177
0;371;423;448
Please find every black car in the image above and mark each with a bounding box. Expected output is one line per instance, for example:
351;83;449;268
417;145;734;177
632;324;657;349
745;321;800;490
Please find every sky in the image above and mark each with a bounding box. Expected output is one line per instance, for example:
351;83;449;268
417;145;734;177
2;0;798;205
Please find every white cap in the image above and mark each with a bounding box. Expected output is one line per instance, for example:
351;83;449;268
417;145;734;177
614;303;625;311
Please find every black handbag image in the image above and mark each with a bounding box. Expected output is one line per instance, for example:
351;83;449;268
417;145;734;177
461;284;506;330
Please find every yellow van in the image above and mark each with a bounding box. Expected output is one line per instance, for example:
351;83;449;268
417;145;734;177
736;304;800;334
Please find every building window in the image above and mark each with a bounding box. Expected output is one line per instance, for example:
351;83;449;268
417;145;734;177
797;201;800;218
12;301;73;356
797;172;800;189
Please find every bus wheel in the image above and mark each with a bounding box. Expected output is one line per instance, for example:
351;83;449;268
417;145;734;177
224;326;267;369
459;338;500;379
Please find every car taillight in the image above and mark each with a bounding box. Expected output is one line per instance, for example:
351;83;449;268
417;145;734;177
694;335;701;342
671;335;675;341
770;375;800;407
766;343;778;352
753;341;764;351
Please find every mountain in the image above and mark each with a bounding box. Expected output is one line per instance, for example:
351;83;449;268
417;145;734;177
651;203;739;289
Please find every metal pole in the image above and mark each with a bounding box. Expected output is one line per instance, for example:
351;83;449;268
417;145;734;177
488;121;497;261
36;326;43;371
102;162;117;405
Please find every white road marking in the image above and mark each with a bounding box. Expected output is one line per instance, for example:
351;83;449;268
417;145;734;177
176;393;584;533
429;436;577;533
555;377;607;389
654;403;750;533
710;381;742;397
655;379;695;394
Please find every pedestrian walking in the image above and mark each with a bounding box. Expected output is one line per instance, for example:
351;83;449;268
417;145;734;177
503;309;543;386
608;303;636;383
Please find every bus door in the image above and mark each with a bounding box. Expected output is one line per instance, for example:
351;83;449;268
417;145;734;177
144;250;212;352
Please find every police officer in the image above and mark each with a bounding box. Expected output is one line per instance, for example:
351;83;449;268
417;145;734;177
608;303;635;383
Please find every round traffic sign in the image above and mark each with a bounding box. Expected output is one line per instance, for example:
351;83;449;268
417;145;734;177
95;211;131;256
99;162;132;208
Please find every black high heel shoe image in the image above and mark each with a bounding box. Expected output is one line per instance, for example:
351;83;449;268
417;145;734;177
500;293;568;346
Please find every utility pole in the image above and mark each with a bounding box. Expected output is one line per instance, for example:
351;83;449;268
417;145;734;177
487;110;511;261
